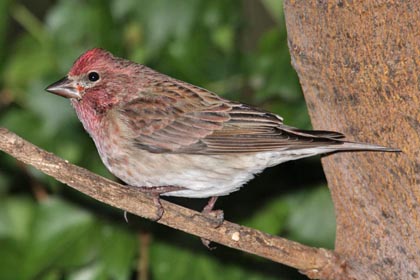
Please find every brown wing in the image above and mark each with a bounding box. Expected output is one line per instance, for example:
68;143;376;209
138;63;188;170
118;79;343;154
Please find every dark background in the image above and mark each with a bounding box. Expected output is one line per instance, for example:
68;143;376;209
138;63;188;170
0;0;335;279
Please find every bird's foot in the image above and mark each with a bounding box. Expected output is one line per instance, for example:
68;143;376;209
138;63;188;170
201;196;224;228
151;193;164;221
200;196;224;249
129;185;186;222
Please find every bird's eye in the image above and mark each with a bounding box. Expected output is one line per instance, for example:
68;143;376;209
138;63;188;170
88;71;100;82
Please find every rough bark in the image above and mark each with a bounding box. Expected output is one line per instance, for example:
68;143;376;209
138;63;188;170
284;1;420;279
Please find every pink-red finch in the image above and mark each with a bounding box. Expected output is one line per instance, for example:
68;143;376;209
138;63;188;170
46;48;399;220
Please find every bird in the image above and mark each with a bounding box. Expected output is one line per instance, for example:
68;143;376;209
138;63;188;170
46;48;399;224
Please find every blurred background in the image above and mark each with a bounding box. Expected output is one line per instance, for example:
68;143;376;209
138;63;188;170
0;0;335;279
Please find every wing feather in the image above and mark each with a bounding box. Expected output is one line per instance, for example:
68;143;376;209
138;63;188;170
117;79;342;154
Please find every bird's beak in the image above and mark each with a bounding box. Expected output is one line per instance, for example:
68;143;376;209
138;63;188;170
45;76;81;100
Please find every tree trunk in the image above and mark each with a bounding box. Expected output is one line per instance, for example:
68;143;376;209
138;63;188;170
284;1;420;279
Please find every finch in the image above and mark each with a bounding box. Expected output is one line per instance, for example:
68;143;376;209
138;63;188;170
46;48;399;220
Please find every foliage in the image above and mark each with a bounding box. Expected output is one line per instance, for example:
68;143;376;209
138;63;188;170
0;0;335;279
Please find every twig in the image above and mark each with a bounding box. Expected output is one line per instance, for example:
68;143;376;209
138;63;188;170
138;231;151;280
0;127;350;280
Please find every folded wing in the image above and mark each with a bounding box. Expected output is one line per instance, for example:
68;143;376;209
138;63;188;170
118;79;343;154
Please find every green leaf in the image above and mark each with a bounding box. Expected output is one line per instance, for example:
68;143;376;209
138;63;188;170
0;108;43;145
260;0;284;25
151;242;281;280
3;38;54;91
97;224;137;280
0;171;11;194
20;198;94;279
0;0;12;70
0;196;36;242
67;261;104;280
285;186;336;248
25;79;75;137
0;238;23;280
243;197;289;234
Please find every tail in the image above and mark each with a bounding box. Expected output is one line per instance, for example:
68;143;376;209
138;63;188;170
334;141;401;153
282;126;401;153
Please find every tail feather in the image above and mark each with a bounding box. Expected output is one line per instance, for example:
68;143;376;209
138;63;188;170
281;125;400;153
334;141;401;153
282;126;346;139
293;128;346;139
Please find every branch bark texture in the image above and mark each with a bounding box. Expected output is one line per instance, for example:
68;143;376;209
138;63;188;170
0;127;344;279
284;1;420;279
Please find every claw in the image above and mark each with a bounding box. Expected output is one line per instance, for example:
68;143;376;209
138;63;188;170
152;194;164;221
201;237;217;250
124;210;129;223
130;185;185;222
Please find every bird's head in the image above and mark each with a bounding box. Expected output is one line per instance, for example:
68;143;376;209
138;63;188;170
46;48;120;101
46;48;139;134
46;48;128;105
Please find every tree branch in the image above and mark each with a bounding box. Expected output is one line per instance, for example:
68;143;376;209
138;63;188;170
0;127;350;280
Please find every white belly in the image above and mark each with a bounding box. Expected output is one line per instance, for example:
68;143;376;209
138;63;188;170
102;148;272;198
95;136;329;198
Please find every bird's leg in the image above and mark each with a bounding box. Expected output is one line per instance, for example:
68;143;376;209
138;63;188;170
125;185;186;222
202;196;224;227
200;196;224;249
202;196;218;213
151;193;164;221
